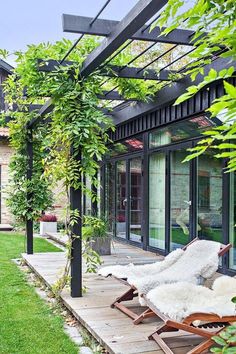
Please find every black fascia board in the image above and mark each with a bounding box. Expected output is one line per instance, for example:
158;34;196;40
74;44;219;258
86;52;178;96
111;57;236;125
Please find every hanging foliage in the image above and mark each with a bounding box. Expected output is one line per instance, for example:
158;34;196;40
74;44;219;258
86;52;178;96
6;111;53;224
151;0;236;169
1;36;178;223
1;36;176;291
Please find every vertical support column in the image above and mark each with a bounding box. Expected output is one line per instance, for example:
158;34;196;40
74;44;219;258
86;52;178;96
91;169;98;217
70;146;82;297
83;174;86;216
26;128;33;254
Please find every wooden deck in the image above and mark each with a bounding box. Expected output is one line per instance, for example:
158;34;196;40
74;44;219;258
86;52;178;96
22;240;204;354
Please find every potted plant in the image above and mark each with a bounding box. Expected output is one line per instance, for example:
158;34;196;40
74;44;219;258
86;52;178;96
82;216;111;255
39;214;57;236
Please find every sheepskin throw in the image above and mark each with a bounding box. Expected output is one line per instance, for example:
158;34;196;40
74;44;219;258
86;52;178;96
130;240;221;305
98;248;184;278
146;276;236;322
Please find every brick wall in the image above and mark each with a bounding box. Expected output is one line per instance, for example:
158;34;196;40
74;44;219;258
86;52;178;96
0;139;67;224
0;139;13;224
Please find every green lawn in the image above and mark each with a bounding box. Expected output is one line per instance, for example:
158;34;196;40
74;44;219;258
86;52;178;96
0;232;78;354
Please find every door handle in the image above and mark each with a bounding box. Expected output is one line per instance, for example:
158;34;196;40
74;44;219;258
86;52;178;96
122;198;127;206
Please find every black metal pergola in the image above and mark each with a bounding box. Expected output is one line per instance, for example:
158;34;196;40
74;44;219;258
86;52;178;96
23;0;234;297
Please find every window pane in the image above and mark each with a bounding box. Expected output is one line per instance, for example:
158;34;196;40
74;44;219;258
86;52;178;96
197;152;223;242
229;173;236;270
149;115;214;149
109;135;143;157
149;153;166;249
116;161;127;238
170;150;190;250
129;158;142;243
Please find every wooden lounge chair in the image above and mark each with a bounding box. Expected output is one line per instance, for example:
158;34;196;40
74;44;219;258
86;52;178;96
99;239;231;325
146;276;236;354
148;313;236;354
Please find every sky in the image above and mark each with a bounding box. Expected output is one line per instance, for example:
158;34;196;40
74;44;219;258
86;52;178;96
1;0;138;66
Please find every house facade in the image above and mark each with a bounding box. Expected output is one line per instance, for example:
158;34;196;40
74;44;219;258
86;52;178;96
100;76;236;275
1;57;236;274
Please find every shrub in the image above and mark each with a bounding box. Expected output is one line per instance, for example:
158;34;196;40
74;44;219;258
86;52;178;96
82;216;107;239
40;214;57;222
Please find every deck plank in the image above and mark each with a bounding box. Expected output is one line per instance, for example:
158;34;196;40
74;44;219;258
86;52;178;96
22;240;205;354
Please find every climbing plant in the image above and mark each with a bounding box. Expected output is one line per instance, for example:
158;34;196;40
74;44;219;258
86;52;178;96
6;111;53;225
151;0;236;170
1;36;174;292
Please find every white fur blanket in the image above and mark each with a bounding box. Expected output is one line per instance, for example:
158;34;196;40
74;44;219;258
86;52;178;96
98;247;184;279
146;276;236;323
131;240;221;303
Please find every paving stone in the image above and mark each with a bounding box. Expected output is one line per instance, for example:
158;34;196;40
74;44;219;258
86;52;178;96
64;324;83;345
79;346;93;354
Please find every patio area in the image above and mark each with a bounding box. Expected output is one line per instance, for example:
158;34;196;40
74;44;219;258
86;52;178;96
22;239;204;354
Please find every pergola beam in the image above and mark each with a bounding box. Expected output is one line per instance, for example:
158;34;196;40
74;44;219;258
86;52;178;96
38;59;174;81
79;0;168;78
98;91;136;101
112;57;236;124
63;14;195;46
104;65;174;81
33;0;168;123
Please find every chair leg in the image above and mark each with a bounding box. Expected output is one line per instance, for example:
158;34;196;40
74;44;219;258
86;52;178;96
112;301;139;320
148;324;178;340
187;325;229;354
150;332;175;354
111;287;137;308
111;287;140;320
133;308;157;325
187;338;214;354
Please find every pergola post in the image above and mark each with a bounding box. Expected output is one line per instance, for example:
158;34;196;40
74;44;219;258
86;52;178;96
70;145;82;297
26;128;33;254
91;159;98;217
91;178;98;217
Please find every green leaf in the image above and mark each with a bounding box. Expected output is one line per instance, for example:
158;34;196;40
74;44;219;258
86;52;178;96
224;81;236;99
231;296;236;304
224;348;236;354
212;336;227;346
210;348;222;353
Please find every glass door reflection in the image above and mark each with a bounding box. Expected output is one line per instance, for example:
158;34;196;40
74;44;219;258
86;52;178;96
116;161;127;238
129;158;142;243
170;149;190;250
197;152;223;242
149;152;166;249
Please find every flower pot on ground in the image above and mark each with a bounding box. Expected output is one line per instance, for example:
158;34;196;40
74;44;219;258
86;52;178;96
83;216;111;256
39;214;57;236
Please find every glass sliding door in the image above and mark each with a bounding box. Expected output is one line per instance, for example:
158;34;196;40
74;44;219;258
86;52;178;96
197;152;223;242
116;160;127;238
129;158;142;243
170;149;190;250
149;152;166;249
115;157;143;242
